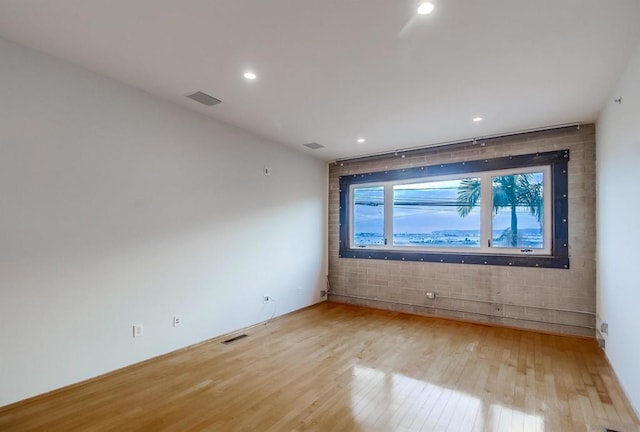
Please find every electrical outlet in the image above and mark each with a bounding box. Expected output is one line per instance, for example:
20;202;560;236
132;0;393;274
173;315;182;328
263;295;271;303
133;324;143;338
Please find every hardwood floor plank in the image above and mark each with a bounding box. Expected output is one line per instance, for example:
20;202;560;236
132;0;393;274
1;302;638;431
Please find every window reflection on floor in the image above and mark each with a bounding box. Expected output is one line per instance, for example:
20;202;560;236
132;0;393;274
487;403;544;432
350;365;544;432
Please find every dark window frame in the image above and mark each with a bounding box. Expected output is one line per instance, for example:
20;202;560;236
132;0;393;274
338;150;570;269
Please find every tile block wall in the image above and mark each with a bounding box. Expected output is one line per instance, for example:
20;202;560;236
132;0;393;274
328;125;596;336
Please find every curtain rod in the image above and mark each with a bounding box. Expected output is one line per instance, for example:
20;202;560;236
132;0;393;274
333;123;583;165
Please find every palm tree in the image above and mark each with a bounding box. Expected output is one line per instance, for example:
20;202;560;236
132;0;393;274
456;174;543;247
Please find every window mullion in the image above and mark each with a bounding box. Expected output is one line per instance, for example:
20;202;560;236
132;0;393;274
480;173;493;252
384;184;394;246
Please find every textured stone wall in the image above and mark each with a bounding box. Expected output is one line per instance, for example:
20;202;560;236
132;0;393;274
328;125;596;336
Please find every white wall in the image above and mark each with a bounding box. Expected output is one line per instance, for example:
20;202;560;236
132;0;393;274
0;38;327;407
596;39;640;416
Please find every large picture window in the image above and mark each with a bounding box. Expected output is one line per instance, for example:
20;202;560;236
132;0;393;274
339;150;569;268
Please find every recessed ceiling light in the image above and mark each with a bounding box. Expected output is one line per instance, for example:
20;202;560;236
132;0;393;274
472;116;483;122
243;71;257;80
357;138;366;143
418;2;435;15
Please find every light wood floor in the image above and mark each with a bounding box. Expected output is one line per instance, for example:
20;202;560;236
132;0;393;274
1;302;638;432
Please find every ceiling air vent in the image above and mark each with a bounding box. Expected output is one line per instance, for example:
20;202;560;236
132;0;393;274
303;142;324;150
187;91;222;106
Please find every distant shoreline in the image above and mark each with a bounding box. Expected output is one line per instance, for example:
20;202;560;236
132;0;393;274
355;229;543;248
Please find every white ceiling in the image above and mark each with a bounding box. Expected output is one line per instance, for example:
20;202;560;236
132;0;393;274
1;1;639;161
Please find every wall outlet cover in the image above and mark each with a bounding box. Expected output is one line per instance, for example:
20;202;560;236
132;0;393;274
133;324;143;338
173;315;182;328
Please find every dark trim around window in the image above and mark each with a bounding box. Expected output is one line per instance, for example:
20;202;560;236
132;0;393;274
338;150;570;269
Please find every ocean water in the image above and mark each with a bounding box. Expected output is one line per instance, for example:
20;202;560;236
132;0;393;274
354;229;543;249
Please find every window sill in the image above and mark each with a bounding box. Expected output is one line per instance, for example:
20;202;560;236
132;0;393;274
339;248;569;268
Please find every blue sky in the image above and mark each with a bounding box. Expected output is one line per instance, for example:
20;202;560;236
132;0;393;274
354;176;543;234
